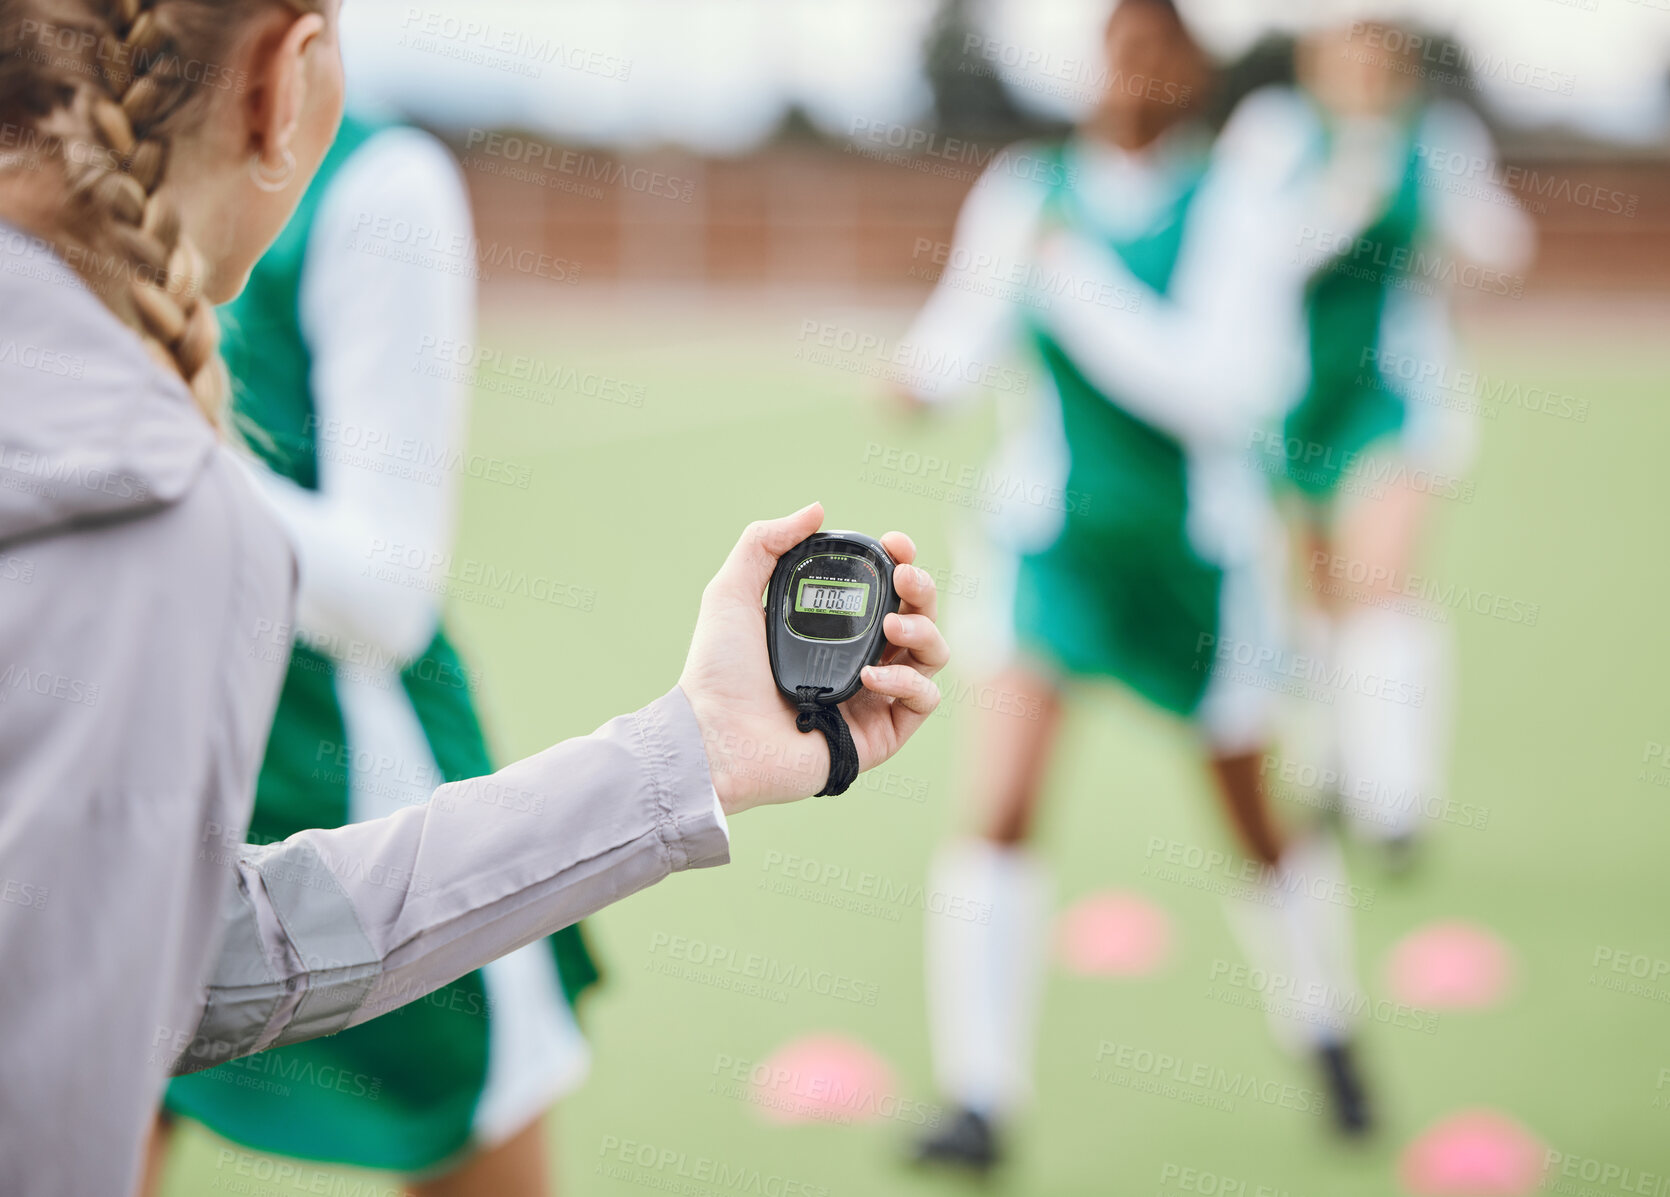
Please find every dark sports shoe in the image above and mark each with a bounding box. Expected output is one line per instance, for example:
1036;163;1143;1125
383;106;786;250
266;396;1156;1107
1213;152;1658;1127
1318;1041;1372;1136
911;1106;1002;1174
1382;832;1420;877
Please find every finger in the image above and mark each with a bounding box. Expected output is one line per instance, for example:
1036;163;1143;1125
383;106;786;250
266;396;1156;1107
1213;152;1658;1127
860;663;941;716
711;502;823;603
879;530;916;567
883;611;949;672
891;560;938;623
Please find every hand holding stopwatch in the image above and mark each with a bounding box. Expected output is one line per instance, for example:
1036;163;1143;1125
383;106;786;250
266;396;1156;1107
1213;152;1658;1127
680;504;947;812
765;532;901;796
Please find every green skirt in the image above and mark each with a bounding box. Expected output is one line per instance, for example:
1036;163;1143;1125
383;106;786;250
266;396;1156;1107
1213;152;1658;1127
1014;520;1224;719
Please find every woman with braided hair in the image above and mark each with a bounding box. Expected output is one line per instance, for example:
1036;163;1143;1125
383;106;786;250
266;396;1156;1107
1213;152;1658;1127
0;3;950;1195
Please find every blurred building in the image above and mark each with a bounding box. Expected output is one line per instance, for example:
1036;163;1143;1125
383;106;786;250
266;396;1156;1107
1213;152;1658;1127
347;1;1670;297
454;131;1670;297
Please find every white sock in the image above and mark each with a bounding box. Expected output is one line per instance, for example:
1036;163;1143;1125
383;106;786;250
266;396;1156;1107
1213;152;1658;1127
924;840;1051;1120
1224;832;1363;1054
1333;605;1451;842
1278;607;1342;816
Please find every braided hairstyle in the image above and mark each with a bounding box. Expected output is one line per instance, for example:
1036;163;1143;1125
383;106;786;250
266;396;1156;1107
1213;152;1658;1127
0;0;320;422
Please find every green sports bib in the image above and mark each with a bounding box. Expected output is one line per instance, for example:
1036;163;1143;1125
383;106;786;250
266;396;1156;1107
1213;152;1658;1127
1012;138;1227;717
1285;104;1428;500
166;114;595;1173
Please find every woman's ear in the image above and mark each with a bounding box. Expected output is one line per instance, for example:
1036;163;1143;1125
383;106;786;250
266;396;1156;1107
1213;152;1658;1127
246;12;329;168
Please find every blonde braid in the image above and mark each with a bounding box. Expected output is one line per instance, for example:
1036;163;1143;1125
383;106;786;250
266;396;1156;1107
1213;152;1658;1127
55;1;226;419
0;0;320;424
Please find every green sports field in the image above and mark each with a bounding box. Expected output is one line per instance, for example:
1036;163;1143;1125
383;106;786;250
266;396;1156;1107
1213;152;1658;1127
158;294;1670;1197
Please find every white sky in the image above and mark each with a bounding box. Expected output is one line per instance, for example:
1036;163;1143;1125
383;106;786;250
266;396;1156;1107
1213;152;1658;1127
341;0;1670;149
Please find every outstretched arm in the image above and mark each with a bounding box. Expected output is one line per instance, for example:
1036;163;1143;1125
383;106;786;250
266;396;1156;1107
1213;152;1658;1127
174;506;948;1072
173;685;728;1072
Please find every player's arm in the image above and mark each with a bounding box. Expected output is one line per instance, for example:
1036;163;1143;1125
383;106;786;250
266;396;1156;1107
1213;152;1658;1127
1033;95;1316;446
1035;171;1307;445
895;155;1048;408
238;127;474;664
1415;100;1535;273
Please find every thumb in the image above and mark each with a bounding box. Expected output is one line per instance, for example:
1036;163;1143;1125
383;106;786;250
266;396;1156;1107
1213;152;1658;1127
712;502;824;603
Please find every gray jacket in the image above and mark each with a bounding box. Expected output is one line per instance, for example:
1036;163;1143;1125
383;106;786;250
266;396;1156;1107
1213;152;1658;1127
0;226;730;1196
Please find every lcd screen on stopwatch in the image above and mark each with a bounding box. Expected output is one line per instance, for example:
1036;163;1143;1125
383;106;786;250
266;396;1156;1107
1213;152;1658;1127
782;553;882;642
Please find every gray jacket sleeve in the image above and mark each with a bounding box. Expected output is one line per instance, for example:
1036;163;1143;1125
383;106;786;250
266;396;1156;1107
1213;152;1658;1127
172;685;728;1074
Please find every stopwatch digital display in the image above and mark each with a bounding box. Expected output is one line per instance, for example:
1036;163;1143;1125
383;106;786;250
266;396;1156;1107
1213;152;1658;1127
767;531;899;706
795;579;869;618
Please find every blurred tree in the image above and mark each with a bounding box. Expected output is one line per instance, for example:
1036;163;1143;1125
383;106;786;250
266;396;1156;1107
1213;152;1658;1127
920;0;1059;143
1206;27;1492;128
1207;32;1295;129
1410;27;1483;111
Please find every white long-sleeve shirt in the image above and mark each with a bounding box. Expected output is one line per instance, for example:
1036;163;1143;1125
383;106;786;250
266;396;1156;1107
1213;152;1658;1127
243;126;474;666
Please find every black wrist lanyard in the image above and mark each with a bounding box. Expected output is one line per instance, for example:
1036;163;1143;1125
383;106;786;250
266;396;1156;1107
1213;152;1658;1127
792;686;859;797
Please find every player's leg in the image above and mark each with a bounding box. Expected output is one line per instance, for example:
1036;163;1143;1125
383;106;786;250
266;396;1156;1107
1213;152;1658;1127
1281;514;1344;819
969;665;1065;848
1208;747;1372;1134
1201;553;1372;1134
914;662;1062;1173
1196;540;1289;876
409;1116;549;1197
1207;750;1284;867
136;1112;174;1197
1318;469;1451;863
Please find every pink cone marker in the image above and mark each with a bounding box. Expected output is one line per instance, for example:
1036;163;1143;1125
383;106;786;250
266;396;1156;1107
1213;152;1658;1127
1400;1109;1547;1195
1387;921;1516;1009
1057;891;1173;977
750;1034;899;1125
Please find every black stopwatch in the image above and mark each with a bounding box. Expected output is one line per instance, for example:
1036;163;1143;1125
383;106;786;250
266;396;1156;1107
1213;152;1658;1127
766;531;900;795
767;531;899;705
